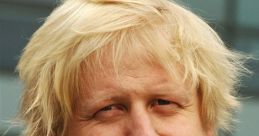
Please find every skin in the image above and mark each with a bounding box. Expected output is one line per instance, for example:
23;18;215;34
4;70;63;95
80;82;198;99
67;62;213;136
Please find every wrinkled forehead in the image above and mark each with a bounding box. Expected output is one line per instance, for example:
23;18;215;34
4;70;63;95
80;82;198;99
79;48;189;93
74;53;197;115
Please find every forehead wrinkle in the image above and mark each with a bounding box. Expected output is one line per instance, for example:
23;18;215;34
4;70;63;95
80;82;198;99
146;82;193;104
79;57;194;107
118;67;192;100
81;74;192;106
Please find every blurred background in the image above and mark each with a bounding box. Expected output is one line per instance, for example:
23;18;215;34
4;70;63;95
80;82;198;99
0;0;258;135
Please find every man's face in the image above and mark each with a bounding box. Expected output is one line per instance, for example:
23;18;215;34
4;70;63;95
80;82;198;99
67;62;212;136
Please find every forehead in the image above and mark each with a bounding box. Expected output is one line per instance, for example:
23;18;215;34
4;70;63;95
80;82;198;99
81;55;175;85
86;63;170;88
76;40;195;103
79;60;193;101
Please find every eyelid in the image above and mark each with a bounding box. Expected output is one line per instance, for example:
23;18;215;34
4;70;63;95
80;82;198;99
99;104;125;111
153;99;173;105
149;99;182;115
150;98;181;108
93;104;126;118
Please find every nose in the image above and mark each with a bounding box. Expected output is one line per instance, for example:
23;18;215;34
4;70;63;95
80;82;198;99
126;105;158;136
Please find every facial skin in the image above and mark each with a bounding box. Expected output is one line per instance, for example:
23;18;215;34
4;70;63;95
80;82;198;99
67;62;212;136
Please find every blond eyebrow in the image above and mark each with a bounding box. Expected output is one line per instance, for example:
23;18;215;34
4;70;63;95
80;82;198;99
81;81;193;109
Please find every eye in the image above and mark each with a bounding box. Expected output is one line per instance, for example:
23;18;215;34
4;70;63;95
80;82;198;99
151;99;180;115
94;104;126;120
153;99;173;105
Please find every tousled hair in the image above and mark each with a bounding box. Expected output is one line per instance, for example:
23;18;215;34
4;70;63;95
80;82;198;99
17;0;248;136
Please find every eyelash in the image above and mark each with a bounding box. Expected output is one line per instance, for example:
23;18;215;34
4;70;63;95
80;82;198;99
98;104;126;112
151;99;174;106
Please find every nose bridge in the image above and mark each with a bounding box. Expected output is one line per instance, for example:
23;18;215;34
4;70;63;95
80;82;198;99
127;104;158;136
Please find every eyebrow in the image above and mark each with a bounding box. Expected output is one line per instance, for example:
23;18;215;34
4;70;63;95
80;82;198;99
147;83;192;102
81;82;193;111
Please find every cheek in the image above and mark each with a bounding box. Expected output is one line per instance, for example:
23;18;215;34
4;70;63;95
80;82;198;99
155;114;206;136
68;121;125;136
68;115;207;136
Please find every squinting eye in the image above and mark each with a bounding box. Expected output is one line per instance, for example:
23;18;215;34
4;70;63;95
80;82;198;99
152;99;173;106
94;104;126;120
99;105;115;111
99;104;125;112
151;99;180;115
156;99;172;105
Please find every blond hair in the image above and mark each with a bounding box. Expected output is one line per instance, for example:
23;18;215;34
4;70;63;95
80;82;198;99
17;0;248;135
